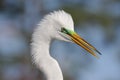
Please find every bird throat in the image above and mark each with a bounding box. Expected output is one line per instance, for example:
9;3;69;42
31;38;63;80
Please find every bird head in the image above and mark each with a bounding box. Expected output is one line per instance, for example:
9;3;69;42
38;10;101;58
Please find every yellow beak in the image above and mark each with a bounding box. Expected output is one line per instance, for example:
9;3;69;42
61;27;101;58
70;32;101;58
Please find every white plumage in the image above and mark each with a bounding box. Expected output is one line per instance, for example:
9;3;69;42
31;10;101;80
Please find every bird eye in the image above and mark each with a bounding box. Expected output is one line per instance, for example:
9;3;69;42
61;28;68;34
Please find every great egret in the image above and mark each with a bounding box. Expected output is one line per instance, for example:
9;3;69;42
31;10;101;80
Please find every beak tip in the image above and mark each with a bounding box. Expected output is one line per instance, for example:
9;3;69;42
70;32;102;58
96;50;102;55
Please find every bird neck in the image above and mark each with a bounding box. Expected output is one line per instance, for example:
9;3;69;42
31;30;63;80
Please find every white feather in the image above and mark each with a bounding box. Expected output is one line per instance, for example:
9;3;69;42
31;10;74;80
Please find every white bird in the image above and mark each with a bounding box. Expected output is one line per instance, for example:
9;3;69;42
31;10;101;80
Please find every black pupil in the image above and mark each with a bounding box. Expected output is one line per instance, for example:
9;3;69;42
61;28;68;34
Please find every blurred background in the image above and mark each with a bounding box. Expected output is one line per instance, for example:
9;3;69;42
0;0;120;80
